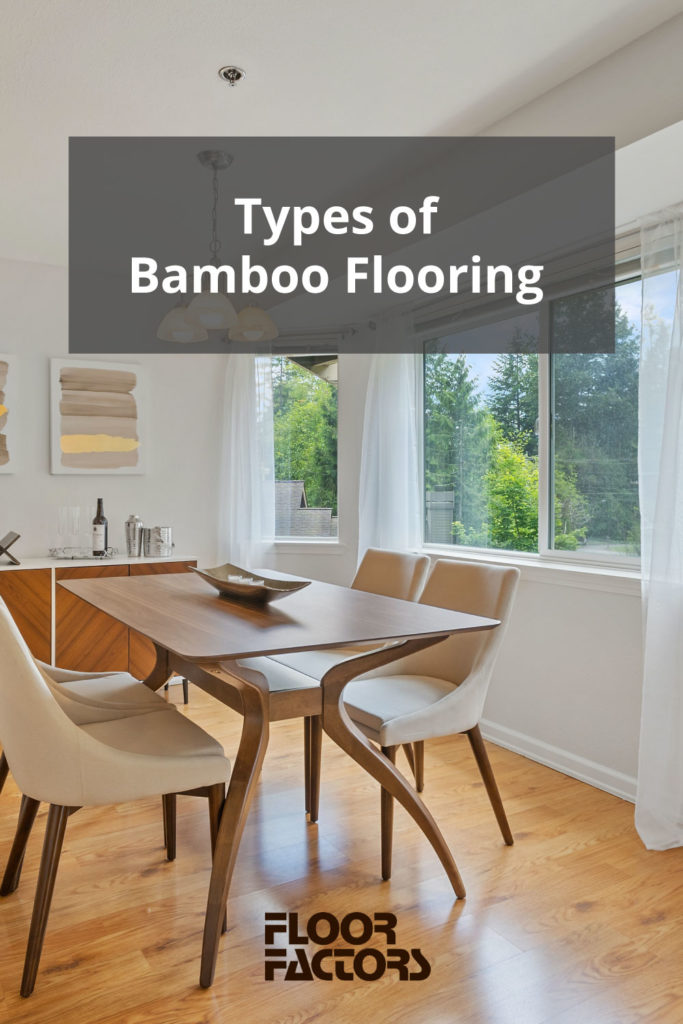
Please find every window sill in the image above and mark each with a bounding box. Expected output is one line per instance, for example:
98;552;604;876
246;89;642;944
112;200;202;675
270;539;348;556
420;545;641;596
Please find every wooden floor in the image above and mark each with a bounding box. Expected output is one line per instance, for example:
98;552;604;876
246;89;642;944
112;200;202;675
1;686;682;1024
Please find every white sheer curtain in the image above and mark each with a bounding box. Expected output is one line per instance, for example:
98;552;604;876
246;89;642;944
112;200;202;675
635;209;683;850
357;317;422;564
216;354;274;566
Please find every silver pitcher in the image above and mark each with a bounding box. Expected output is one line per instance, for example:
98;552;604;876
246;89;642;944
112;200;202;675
142;526;174;557
124;515;144;557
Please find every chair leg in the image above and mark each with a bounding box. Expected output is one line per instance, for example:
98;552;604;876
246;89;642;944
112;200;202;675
182;678;189;705
0;751;8;797
466;725;514;846
1;796;41;896
21;804;70;998
380;746;397;880
401;743;416;778
162;794;177;861
304;717;311;814
207;784;225;855
400;743;425;792
308;716;322;824
207;783;227;935
414;741;425;793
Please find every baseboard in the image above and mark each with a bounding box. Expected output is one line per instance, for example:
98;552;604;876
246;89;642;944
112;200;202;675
479;718;637;803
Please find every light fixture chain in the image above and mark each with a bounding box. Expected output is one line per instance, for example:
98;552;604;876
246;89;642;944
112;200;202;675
209;165;221;265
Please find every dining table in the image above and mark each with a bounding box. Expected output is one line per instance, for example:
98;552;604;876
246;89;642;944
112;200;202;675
59;569;499;987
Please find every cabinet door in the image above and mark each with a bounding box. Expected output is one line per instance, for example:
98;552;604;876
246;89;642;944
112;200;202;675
128;561;196;679
55;565;130;671
0;568;52;663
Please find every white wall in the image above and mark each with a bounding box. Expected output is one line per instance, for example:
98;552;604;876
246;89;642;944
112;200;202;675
0;258;226;565
479;12;683;148
616;118;683;225
482;569;641;799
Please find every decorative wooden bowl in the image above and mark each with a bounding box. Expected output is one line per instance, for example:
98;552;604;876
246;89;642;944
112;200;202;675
190;563;311;604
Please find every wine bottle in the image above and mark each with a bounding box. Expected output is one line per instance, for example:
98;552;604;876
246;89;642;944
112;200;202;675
92;498;108;556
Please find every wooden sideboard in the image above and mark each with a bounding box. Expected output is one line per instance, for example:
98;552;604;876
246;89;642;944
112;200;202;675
0;558;196;674
0;568;52;663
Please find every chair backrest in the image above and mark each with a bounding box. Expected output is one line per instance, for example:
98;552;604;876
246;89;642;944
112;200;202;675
352;548;430;602
370;559;519;727
0;597;87;802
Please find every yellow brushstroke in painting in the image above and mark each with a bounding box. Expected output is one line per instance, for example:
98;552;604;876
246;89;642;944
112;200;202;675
0;359;9;465
61;435;138;453
59;367;139;469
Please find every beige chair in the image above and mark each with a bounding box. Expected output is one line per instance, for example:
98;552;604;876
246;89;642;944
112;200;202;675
341;559;520;877
0;598;230;997
36;660;175;711
0;658;176;888
239;548;431;820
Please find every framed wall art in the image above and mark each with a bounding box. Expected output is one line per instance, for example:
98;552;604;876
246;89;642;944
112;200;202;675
50;359;145;475
0;354;16;474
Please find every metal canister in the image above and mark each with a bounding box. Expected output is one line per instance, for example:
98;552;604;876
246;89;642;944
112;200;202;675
124;514;144;557
142;526;174;557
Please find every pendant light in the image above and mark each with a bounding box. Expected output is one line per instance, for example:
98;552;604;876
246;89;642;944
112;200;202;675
156;302;208;344
157;149;278;344
185;150;238;330
229;305;279;342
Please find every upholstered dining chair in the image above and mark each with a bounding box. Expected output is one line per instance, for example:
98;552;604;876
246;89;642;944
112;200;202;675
341;559;520;878
0;597;230;997
0;656;177;887
239;548;431;821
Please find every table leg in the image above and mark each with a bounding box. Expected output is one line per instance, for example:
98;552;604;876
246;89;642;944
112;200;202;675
199;665;270;989
142;644;171;691
320;638;466;900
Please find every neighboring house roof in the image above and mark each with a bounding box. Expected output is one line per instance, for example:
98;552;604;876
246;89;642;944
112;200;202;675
275;480;337;538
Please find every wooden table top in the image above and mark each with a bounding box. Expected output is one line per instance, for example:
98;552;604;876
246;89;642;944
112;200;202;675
59;572;499;663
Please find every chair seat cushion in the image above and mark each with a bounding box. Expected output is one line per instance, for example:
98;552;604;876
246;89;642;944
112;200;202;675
237;656;320;692
267;645;380;681
61;672;171;710
83;708;225;759
68;709;230;805
343;674;456;744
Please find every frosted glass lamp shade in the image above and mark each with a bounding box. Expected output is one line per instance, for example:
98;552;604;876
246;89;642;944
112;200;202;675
228;306;279;342
185;291;238;330
157;306;208;344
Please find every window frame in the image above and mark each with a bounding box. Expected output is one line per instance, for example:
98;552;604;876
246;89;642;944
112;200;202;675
419;252;643;573
270;351;341;545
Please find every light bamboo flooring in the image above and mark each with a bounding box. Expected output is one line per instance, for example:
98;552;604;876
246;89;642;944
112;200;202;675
0;685;681;1024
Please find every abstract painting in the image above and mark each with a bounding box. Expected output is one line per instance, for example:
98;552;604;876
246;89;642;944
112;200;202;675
50;359;145;474
0;354;14;474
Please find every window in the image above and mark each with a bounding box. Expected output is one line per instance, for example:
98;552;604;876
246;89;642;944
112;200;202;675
271;355;338;539
550;280;640;556
424;315;540;553
422;270;677;564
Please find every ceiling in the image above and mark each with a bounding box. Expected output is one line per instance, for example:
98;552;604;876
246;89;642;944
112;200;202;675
1;0;682;267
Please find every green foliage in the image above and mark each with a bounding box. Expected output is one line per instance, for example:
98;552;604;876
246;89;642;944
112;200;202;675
485;433;538;551
424;352;543;552
552;291;640;551
553;463;589;550
272;358;338;514
487;343;539;456
425;291;638;554
424;354;492;537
